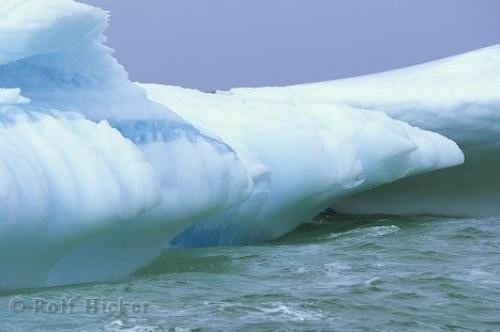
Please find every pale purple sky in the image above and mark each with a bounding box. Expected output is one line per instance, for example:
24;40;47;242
81;0;500;91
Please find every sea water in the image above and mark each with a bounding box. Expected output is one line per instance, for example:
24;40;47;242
1;214;499;331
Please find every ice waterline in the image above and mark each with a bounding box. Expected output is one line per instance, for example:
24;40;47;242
2;0;498;290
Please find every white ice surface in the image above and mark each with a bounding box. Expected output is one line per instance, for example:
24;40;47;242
0;0;253;289
141;84;463;246
216;46;500;216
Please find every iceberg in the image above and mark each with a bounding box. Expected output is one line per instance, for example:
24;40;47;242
189;46;500;217
0;0;467;289
142;84;463;246
0;0;253;289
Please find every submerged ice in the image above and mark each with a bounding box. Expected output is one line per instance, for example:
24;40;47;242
0;0;486;290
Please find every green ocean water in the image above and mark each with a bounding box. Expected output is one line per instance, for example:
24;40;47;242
1;215;499;331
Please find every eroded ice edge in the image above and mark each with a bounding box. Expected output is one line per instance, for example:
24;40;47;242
0;0;475;289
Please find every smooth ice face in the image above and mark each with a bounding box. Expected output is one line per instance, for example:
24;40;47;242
141;84;464;246
0;0;253;289
226;45;500;148
222;45;500;216
0;88;30;104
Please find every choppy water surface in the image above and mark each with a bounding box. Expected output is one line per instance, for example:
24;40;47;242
1;215;499;331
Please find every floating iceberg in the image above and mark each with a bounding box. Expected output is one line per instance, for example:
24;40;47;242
141;83;464;246
180;45;499;216
0;0;474;289
0;0;253;289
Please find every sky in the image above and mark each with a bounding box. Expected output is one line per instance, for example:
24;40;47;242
81;0;500;92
